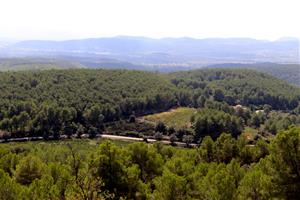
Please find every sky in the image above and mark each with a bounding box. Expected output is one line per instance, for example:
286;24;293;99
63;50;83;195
0;0;299;41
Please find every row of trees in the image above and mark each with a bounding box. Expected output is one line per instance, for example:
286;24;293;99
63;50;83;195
0;126;299;199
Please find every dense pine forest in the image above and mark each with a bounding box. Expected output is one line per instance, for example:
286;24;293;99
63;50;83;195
170;69;300;109
0;68;299;140
0;68;300;200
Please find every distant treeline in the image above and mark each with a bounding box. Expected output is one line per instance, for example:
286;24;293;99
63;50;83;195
206;63;300;86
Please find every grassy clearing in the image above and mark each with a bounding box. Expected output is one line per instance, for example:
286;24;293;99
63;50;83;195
143;107;197;128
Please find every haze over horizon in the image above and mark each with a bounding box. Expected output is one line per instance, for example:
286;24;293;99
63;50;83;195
0;0;299;41
1;35;299;43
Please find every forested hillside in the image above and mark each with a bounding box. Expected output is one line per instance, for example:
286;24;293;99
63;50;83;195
0;69;177;139
0;69;299;140
170;69;300;110
0;69;176;110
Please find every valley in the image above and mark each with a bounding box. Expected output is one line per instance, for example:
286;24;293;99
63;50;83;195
0;60;299;200
1;0;300;198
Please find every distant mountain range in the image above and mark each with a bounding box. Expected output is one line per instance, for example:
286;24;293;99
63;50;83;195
1;36;299;65
0;36;299;86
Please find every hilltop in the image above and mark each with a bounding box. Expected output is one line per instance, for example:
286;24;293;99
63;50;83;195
206;63;300;86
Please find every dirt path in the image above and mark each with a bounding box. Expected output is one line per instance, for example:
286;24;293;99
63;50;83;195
0;134;197;147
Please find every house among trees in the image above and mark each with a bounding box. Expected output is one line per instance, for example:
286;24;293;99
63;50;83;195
255;110;265;114
233;104;248;112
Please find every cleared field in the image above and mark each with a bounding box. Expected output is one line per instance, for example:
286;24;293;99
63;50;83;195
143;107;197;128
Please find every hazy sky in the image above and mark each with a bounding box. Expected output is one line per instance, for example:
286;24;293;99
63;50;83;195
0;0;299;41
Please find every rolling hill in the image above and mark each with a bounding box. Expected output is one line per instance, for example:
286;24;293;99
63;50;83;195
170;69;300;110
206;63;300;86
0;68;298;116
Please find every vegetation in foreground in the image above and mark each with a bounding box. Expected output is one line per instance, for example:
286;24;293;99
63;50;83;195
0;126;299;200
